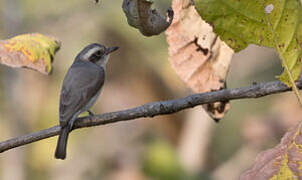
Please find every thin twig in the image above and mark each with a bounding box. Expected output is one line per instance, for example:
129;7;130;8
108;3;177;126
263;3;302;104
0;80;301;153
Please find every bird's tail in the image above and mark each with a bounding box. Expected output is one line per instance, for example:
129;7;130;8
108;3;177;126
55;126;69;160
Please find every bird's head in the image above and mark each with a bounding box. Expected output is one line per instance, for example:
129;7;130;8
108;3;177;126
75;43;119;67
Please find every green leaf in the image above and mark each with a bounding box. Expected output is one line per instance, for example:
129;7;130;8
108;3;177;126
195;0;302;86
143;140;186;180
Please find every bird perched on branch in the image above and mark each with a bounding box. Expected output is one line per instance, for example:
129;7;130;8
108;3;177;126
55;43;119;160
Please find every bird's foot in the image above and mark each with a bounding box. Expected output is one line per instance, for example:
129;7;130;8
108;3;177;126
68;120;75;131
87;110;94;120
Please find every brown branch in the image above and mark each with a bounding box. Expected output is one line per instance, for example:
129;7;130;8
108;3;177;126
0;80;301;153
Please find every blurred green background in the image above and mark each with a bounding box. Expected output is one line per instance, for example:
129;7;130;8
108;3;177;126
0;0;300;180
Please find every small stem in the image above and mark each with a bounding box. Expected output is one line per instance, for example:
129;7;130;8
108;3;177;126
282;60;302;105
263;2;302;105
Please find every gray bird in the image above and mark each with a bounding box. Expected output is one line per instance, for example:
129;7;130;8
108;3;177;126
55;43;119;160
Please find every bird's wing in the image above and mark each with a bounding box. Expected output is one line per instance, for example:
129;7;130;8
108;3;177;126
59;61;105;127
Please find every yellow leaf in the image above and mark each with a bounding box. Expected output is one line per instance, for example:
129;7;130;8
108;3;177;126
0;33;61;74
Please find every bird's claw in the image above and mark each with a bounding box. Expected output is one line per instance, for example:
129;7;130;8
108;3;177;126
88;110;94;120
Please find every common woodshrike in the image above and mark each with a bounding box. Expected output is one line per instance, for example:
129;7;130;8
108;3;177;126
55;43;119;160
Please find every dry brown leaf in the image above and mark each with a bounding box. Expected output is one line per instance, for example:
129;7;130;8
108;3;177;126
122;0;174;36
0;33;60;75
165;0;233;120
240;122;302;180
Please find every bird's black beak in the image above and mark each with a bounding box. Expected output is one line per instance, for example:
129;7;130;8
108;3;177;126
106;46;119;55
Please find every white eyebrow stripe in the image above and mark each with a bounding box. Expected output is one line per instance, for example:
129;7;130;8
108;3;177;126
83;47;101;60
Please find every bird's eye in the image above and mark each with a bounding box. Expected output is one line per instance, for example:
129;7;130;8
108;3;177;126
95;50;102;56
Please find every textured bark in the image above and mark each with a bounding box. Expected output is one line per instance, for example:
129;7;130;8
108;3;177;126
0;80;301;153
